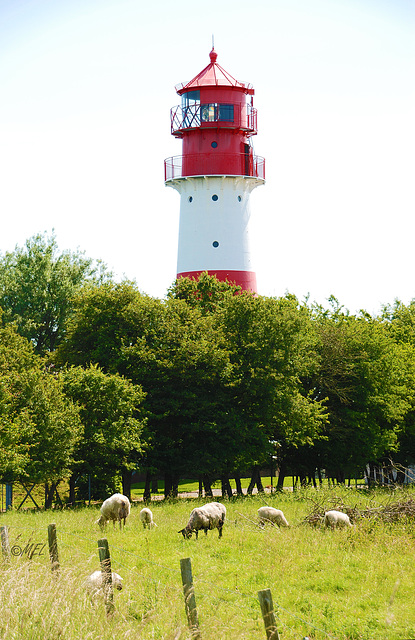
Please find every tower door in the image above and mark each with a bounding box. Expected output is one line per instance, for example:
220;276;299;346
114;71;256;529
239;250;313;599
244;144;250;176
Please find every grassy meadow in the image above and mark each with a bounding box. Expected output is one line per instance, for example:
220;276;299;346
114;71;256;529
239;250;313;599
1;487;415;640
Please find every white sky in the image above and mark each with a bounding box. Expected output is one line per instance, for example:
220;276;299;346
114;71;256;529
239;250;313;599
0;0;414;315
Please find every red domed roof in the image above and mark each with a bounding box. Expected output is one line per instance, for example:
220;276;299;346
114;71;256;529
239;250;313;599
175;48;254;95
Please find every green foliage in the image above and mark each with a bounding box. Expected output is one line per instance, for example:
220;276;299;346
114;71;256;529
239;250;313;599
381;299;415;466
168;271;241;313
0;232;110;354
121;295;236;482
0;321;82;483
56;277;328;486
5;229;415;487
54;280;148;372
61;364;145;498
310;301;413;476
0;323;36;479
217;292;327;451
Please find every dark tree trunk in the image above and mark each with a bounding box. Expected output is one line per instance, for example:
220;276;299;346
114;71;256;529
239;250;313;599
143;471;152;502
151;477;159;494
164;472;172;498
68;474;76;506
276;462;286;491
248;467;264;494
308;472;317;488
234;473;243;496
336;469;346;484
122;469;132;500
256;469;264;493
44;482;61;509
198;476;203;498
203;475;213;497
164;472;179;498
221;476;233;498
247;472;255;495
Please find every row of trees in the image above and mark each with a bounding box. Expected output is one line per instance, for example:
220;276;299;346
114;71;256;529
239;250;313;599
1;233;415;502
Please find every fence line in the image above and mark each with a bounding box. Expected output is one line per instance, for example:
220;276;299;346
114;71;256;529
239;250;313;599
0;521;341;639
102;538;339;639
61;530;339;638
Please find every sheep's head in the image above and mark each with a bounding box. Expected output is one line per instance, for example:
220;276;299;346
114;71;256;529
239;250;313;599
178;527;193;539
112;576;123;591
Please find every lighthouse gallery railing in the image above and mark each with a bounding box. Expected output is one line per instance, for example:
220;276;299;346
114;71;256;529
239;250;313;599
170;103;258;135
164;154;265;181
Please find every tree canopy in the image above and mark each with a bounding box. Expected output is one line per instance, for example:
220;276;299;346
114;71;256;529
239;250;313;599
0;319;82;484
2;234;415;500
0;232;110;354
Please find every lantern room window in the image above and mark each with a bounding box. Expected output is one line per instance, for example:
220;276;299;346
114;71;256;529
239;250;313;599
181;91;201;128
218;104;234;121
182;91;200;107
201;104;234;123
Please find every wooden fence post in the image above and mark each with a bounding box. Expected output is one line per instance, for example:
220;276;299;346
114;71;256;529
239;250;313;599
258;588;280;640
180;557;201;639
48;523;60;574
98;538;114;616
1;525;11;565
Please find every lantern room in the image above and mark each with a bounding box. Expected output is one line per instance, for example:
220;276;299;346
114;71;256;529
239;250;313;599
165;49;265;180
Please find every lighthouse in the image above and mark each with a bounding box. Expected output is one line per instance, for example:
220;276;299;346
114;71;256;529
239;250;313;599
164;48;265;292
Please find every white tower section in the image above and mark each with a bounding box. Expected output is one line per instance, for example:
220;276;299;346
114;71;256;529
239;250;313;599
169;175;263;280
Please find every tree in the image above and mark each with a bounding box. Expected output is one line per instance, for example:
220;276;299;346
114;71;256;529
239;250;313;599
381;299;415;474
0;232;110;354
55;281;240;496
56;277;327;495
0;321;37;480
170;276;327;490
61;364;145;500
215;291;327;490
0;317;82;501
308;299;412;482
55;280;144;372
121;295;238;496
168;271;241;314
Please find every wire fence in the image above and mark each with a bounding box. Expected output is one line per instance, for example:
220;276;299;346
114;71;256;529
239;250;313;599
0;521;340;640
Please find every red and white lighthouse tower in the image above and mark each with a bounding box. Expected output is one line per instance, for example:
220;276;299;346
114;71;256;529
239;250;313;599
164;48;265;292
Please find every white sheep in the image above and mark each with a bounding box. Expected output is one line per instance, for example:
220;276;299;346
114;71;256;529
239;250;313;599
179;501;226;539
97;493;131;530
258;506;289;528
140;507;157;529
85;570;123;602
323;509;352;529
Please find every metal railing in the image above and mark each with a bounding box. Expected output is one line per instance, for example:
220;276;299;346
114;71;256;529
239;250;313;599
170;104;257;135
164;154;265;181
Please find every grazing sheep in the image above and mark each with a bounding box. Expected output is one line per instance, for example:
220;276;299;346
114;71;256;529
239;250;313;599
140;507;157;529
85;570;123;602
323;510;352;529
179;501;226;539
258;506;289;528
97;493;131;530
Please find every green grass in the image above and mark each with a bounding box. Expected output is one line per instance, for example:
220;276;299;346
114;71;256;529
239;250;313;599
1;487;414;639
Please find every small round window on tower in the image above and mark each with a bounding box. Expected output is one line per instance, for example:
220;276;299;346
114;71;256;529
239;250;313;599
212;194;218;201
188;196;193;203
211;141;218;148
238;195;242;202
212;241;219;248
